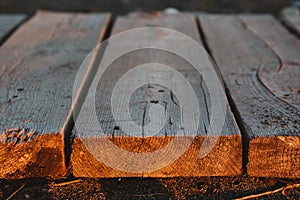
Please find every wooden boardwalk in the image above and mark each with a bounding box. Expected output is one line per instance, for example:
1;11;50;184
0;11;299;179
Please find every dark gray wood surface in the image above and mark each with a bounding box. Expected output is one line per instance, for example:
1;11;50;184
71;12;242;178
0;11;110;178
199;14;300;178
0;14;26;44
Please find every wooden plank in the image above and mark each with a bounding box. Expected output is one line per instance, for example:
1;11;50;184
0;11;110;179
199;14;300;178
281;8;300;36
0;15;26;44
71;12;242;177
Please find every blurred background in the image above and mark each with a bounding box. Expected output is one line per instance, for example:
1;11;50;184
0;0;299;15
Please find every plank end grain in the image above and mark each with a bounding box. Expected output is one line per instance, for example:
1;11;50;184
0;131;65;179
71;135;242;178
70;12;242;178
0;11;111;179
248;136;300;178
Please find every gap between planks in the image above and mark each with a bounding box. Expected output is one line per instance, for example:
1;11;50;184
0;14;27;45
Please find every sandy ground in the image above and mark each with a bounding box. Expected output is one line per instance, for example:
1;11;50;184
0;174;299;199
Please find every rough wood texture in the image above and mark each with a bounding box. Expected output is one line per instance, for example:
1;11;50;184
199;14;300;178
71;12;242;178
0;11;110;179
0;15;26;44
281;9;300;36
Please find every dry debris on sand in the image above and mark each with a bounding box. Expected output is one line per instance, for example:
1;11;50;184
0;174;299;199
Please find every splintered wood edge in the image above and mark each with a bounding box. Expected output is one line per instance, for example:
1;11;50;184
0;131;66;179
247;136;300;178
71;135;242;178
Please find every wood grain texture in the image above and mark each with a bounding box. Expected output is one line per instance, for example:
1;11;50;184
0;15;26;44
199;14;300;178
71;12;242;178
0;11;110;179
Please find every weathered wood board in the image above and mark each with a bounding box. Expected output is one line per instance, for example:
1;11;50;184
0;11;110;178
0;14;26;44
71;12;242;178
199;14;300;178
281;9;300;36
